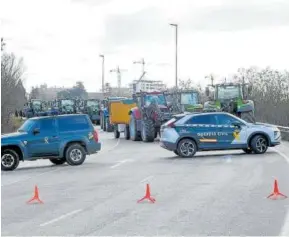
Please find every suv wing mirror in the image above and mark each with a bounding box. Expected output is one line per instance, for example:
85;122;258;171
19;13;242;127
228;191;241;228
33;128;40;135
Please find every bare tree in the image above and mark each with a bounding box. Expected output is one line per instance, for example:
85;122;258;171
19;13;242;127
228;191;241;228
1;52;27;133
233;67;289;126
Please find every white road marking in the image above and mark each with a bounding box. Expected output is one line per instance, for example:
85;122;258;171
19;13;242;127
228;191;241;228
1;168;63;187
272;148;289;164
280;207;289;236
39;209;82;227
140;175;154;183
107;138;120;151
110;159;132;169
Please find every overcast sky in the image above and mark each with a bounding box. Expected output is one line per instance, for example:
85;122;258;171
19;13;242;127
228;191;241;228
2;0;289;92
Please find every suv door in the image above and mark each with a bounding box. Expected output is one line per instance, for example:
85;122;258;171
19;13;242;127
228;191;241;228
28;118;59;157
184;114;219;150
215;113;247;148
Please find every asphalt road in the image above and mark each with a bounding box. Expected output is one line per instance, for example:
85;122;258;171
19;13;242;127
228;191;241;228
2;126;289;236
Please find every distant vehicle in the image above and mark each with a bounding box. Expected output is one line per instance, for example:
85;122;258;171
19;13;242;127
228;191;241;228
160;112;281;157
129;91;173;142
100;97;127;132
204;82;255;123
83;99;101;124
23;99;47;118
57;99;77;114
1;114;101;171
164;90;203;113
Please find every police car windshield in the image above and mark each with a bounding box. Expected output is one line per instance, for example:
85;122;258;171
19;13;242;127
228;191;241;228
181;93;199;105
217;85;241;100
144;94;166;106
18;119;36;132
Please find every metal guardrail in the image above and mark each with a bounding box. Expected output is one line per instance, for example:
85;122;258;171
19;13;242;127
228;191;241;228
258;122;289;141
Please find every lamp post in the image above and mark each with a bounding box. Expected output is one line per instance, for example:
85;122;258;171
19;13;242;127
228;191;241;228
170;23;178;88
99;54;105;93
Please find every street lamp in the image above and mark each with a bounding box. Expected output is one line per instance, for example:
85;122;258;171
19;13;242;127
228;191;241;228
99;54;105;93
170;23;178;88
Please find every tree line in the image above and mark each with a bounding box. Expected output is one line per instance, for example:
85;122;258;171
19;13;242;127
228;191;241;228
1;38;27;133
178;67;289;127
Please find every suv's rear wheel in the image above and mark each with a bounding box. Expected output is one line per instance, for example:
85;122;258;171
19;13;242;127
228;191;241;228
1;149;20;171
65;143;86;166
49;158;66;165
177;139;197;158
250;135;268;154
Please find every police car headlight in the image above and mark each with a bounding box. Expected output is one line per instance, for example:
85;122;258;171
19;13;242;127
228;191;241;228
274;130;281;140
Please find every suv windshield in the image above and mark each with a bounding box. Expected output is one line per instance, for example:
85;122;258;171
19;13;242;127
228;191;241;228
144;94;166;106
18;119;36;132
181;92;199;105
216;85;242;100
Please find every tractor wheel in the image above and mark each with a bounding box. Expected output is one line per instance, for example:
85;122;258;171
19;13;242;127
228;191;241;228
100;114;103;129
106;118;113;132
103;116;107;131
129;115;141;141
241;111;255;123
141;119;155;142
114;125;120;139
124;125;130;140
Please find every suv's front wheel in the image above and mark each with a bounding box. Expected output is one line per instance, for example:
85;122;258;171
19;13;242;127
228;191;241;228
1;149;20;171
65;143;86;166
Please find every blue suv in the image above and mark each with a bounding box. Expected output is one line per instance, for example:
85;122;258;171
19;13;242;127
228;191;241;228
1;114;101;171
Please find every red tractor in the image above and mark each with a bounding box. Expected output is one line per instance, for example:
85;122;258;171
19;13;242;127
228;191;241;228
128;91;173;142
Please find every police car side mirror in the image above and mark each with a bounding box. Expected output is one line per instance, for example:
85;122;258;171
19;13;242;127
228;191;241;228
232;122;242;128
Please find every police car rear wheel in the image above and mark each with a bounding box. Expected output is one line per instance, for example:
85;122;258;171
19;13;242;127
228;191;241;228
250;135;268;154
177;139;197;158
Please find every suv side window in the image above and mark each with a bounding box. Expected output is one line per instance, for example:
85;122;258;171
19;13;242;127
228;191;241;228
39;118;56;133
216;114;243;126
186;114;217;125
57;116;89;132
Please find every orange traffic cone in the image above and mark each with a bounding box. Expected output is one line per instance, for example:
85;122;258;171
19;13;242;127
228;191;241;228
267;179;287;200
137;184;156;203
27;185;44;204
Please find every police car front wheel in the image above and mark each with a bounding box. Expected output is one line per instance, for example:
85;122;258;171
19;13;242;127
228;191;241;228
177;139;197;158
250;135;268;154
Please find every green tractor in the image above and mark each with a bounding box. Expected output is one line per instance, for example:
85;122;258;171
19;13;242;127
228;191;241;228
203;82;255;123
164;90;203;114
83;99;101;125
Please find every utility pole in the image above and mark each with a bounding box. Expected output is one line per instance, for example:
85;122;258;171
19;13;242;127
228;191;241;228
99;54;105;94
110;66;127;96
170;23;178;89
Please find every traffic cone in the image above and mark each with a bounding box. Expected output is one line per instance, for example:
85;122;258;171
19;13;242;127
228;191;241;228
267;179;287;200
137;184;156;203
27;185;44;204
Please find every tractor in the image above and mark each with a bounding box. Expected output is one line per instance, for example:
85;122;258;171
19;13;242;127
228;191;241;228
203;82;255;123
100;97;127;132
23;99;48;118
57;99;77;114
83;99;101;124
128;91;173;142
164;90;203;114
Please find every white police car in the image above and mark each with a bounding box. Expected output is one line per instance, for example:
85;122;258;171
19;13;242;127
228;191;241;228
160;112;281;157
